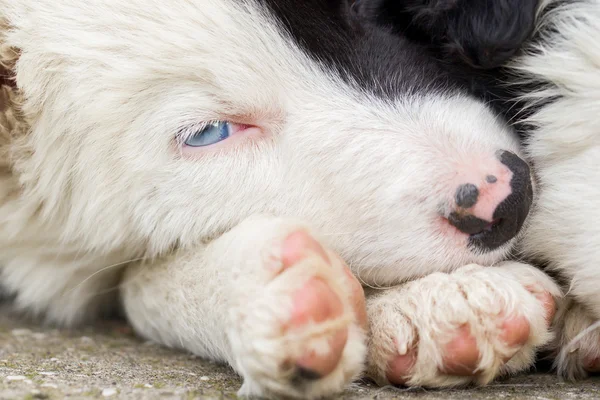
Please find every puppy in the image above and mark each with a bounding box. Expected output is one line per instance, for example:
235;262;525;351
0;0;559;397
361;0;600;381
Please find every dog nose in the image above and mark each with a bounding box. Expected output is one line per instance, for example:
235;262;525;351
448;150;533;250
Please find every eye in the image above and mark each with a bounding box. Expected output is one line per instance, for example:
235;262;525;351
177;121;263;156
184;121;231;147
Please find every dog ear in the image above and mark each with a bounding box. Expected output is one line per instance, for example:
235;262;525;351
353;0;460;43
439;0;538;69
358;0;538;70
405;0;460;20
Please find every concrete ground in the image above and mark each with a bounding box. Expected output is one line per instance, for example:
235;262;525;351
1;307;599;400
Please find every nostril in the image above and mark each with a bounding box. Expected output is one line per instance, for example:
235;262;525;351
455;183;479;209
486;175;498;184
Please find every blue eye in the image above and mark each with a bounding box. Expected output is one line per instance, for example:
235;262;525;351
184;122;231;147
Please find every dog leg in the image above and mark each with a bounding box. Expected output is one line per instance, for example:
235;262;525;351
366;262;561;387
121;215;366;399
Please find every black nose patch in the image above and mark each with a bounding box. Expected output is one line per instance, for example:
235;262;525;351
455;183;479;208
448;151;533;252
470;150;533;251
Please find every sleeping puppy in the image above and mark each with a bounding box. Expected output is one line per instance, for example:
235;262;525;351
360;0;600;381
0;0;560;398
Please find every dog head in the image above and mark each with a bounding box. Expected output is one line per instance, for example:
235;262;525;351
0;0;532;284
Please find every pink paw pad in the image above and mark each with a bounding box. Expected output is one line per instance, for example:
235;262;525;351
281;231;351;380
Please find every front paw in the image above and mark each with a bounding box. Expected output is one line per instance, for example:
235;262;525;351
366;262;561;387
226;219;367;399
552;298;600;379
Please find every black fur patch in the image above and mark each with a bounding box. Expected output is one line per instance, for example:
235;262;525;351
355;0;568;140
258;0;462;99
357;0;538;70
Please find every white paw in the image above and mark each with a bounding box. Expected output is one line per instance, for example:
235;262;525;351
366;262;561;388
225;217;367;399
552;298;600;379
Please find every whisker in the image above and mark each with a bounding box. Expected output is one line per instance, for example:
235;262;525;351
82;259;152;299
65;257;147;297
557;319;600;377
355;262;392;290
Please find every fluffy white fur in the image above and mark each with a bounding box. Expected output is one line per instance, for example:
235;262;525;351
122;217;367;398
0;0;566;397
510;0;600;379
366;262;560;387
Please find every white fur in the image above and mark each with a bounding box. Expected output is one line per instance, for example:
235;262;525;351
0;0;560;397
509;0;600;378
366;262;560;387
122;216;366;399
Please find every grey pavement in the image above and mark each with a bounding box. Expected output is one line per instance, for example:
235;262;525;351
1;306;599;400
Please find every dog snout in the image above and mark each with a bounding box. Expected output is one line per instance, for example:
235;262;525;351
447;150;533;250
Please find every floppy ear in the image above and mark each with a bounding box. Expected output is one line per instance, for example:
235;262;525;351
358;0;538;70
439;0;538;69
355;0;458;23
404;0;459;21
354;0;460;44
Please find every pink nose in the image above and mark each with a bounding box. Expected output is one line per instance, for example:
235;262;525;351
447;151;533;250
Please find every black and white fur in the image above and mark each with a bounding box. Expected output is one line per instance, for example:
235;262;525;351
361;0;600;380
514;0;600;379
0;0;566;398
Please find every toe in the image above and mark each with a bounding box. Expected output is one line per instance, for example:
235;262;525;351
335;253;367;329
527;287;556;325
442;325;480;376
282;230;329;268
499;316;530;362
386;351;417;385
295;328;348;379
291;278;343;326
539;292;556;325
281;230;361;379
501;316;530;348
290;277;348;378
